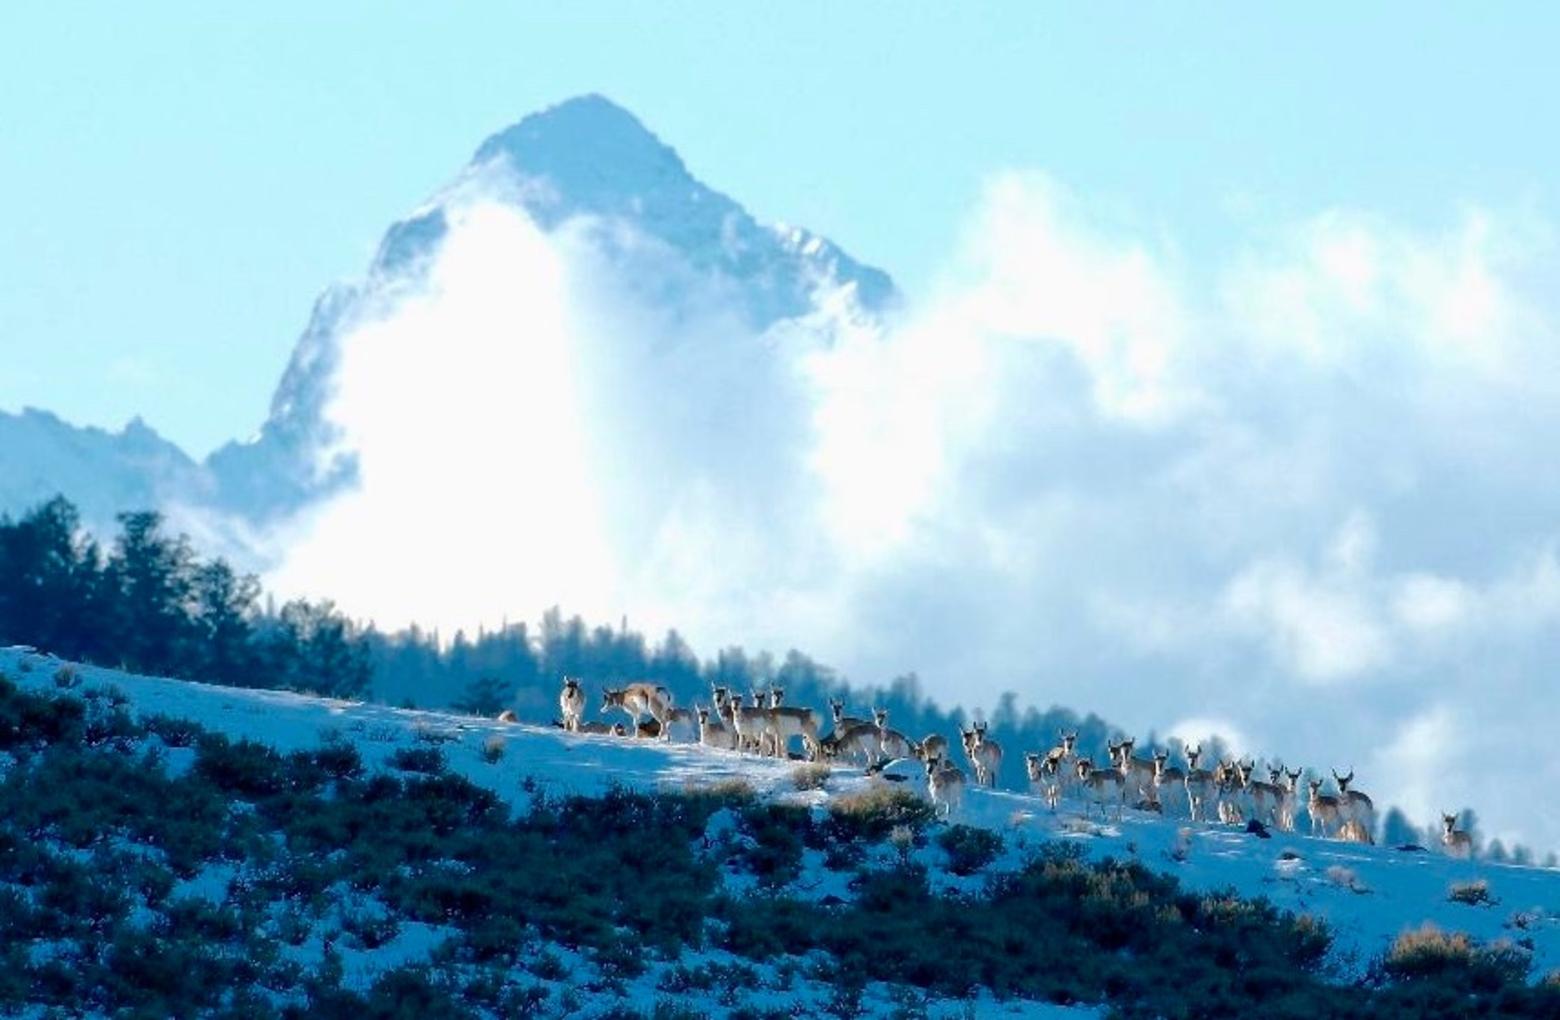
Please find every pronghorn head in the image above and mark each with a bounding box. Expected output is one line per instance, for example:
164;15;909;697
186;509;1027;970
1063;732;1077;754
1442;812;1459;833
1185;744;1202;769
973;720;989;741
1119;738;1136;761
599;688;624;711
1235;760;1254;785
696;707;711;725
562;677;581;692
1308;778;1326;799
874;707;889;728
924;755;947;778
1151;749;1169;775
1333;768;1355;792
1268;765;1284;785
1286;767;1302;789
1075;758;1094;780
712;685;729;708
769;688;785;708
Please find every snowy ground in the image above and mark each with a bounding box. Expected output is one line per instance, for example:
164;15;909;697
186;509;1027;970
5;644;1559;1011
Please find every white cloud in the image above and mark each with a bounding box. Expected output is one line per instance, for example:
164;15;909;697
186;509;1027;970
254;169;1560;851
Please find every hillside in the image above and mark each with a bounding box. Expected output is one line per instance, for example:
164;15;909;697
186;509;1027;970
2;645;1558;1018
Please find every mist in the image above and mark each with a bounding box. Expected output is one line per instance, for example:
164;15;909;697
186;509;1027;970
259;169;1560;851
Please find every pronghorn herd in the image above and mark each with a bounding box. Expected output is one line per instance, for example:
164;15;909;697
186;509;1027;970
540;677;1466;855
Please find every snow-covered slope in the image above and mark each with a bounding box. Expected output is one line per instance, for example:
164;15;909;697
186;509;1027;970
4;643;1555;988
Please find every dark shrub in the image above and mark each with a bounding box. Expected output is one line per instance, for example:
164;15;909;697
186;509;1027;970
936;824;1003;875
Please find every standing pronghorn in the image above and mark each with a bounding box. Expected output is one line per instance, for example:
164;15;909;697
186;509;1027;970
1075;757;1126;821
962;721;1003;789
827;698;869;737
559;677;585;732
1044;731;1080;799
696;706;737;751
1113;739;1159;810
1442;812;1474;859
600;683;673;739
916;733;950;763
1025;752;1062;811
1275;767;1303;833
872;708;916;761
1234;761;1284;826
1215;760;1245;825
1183;745;1217;823
925;757;967;819
1307;778;1344;839
1151;749;1187;818
1333;770;1376;842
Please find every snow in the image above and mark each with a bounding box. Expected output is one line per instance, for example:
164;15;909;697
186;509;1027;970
5;643;1559;1000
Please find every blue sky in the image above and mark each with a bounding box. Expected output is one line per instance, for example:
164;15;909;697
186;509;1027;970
2;4;1556;456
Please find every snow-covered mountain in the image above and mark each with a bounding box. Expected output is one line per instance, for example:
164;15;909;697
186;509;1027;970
5;94;895;534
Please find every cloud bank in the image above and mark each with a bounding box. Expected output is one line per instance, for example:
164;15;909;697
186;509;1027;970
263;169;1560;850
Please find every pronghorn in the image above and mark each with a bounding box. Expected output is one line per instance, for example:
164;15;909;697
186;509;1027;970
600;683;673;738
1275;767;1303;833
1151;750;1187;817
1025;751;1062;811
916;733;950;763
1113;739;1159;809
827;698;869;737
1234;761;1284;826
1307;778;1344;839
1215;760;1245;825
1043;731;1079;798
495;709;519;724
662;706;699;743
577;721;626;736
1333;770;1376;839
558;678;585;732
1441;813;1474;859
925;756;967;818
762;701;823;761
1075;757;1126;821
1182;745;1217;823
961;721;1003;789
696;706;737;751
872;708;916;762
819;721;884;768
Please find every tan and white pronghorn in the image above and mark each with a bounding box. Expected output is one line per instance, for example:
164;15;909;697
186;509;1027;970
1275;767;1303;833
1215;760;1245;825
577;721;627;736
1025;751;1062;811
496;709;519;724
1307;778;1344;838
1183;745;1217;823
600;682;674;738
1151;750;1187;817
559;678;585;732
873;708;916;761
1442;813;1474;858
1113;739;1159;809
1338;819;1373;845
764;702;823;761
819;721;884;767
696;706;738;751
828;697;869;737
1333;769;1376;838
1043;731;1080;798
1234;761;1284;826
925;756;967;818
916;733;950;763
1075;757;1126;821
962;722;1003;789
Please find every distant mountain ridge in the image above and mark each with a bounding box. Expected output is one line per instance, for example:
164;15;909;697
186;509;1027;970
3;95;897;541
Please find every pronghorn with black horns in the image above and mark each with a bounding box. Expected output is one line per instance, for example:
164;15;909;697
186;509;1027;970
1333;769;1376;841
1025;751;1062;811
1151;749;1187;818
925;756;967;819
1182;744;1216;823
1442;812;1474;859
961;721;1003;789
1113;738;1160;810
559;677;585;732
872;708;916;762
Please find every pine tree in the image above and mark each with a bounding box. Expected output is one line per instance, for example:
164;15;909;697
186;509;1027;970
453;675;510;717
